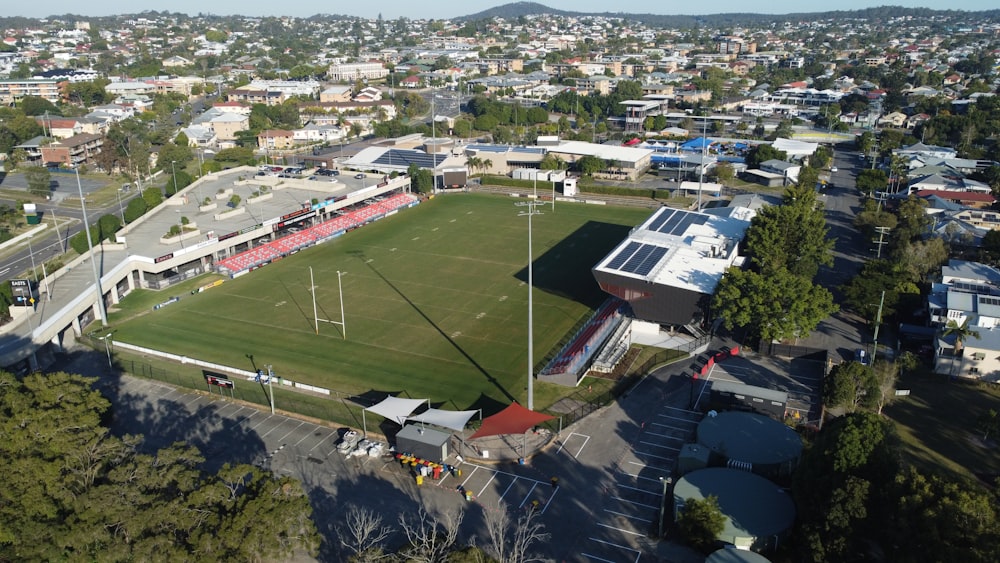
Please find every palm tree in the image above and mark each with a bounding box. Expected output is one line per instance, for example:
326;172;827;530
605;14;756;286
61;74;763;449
482;158;493;177
943;318;980;356
466;156;482;176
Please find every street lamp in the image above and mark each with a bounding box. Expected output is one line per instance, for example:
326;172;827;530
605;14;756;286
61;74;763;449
98;331;114;369
26;233;37;284
516;200;544;411
659;476;673;537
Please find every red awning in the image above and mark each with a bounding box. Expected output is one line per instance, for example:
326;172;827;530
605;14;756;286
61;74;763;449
468;402;554;440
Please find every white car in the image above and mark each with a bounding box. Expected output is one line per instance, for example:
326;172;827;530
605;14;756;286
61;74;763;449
830;166;838;172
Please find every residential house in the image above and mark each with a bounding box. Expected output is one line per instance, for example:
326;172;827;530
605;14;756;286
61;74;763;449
35;117;82;139
258;129;295;150
162;55;192;68
932;260;1000;381
759;159;801;185
206;113;249;142
319;85;352;103
39;132;103;167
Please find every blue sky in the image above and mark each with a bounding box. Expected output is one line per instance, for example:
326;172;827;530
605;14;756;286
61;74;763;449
16;1;996;20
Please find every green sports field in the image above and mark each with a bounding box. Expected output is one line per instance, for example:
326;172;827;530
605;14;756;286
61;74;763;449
111;194;652;412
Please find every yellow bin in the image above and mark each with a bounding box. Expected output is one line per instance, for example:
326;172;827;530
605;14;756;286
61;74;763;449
416;475;424;486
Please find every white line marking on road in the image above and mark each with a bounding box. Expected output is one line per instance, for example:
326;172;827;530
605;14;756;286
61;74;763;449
644;428;687;438
581;553;616;563
618;471;666;484
603;509;653;523
654;414;699;424
496;479;517;503
638;441;680;452
615;483;659;495
596;522;645;536
276;421;306;443
518;482;539;509
663;406;701;414
612;496;658;510
540;486;557;515
555;432;590;458
588;537;643;553
478;472;499;497
309;432;335;451
248;414;273;431
633;450;674;461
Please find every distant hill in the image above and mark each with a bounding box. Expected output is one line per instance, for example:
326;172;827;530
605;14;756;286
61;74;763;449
455;3;1000;27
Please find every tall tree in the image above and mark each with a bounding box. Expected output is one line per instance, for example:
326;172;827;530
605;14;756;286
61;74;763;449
676;496;726;554
744;184;834;280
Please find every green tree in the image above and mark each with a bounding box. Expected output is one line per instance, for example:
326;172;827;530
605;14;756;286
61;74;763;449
745;144;788;169
406;163;434;193
855;169;887;196
743;185;834;280
713;266;837;342
142;186;164;208
18;95;59;116
976;409;1000;441
677;496;726;554
0;371;319;561
713;161;734;183
577;155;605;175
23;166;51;197
943;318;980;357
123;195;149;223
823;360;880;412
810;146;832;168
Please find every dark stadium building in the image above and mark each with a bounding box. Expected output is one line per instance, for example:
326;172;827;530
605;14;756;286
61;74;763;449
591;205;754;328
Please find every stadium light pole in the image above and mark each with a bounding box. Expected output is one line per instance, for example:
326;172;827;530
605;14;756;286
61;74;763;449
76;168;107;326
337;270;346;340
98;331;115;369
310;267;319;335
516;200;544;411
171;160;178;195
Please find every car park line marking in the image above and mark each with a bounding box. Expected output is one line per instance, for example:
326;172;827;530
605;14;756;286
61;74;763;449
597;522;645;536
581;552;616;563
292;426;322;447
615;483;660;496
478;472;500;496
612;496;658;510
540;486;557;515
663;406;701;414
619;470;666;484
555;432;590;458
495;479;517;503
633;450;673;461
248;414;274;431
260;421;290;439
589;536;644;552
517;482;540;509
459;465;481;488
623;461;671;474
308;432;335;451
638;441;681;452
276;421;307;443
654;414;698;424
644;427;687;438
603;509;652;523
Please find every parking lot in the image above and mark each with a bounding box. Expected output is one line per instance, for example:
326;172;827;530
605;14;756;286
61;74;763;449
693;352;825;424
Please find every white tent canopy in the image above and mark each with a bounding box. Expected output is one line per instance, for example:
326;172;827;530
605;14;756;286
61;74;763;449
407;409;479;432
364;396;427;425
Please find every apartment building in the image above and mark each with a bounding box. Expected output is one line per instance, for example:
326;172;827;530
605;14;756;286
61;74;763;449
0;79;61;104
327;62;389;82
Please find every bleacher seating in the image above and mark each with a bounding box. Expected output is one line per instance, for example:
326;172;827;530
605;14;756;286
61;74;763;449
541;299;624;376
217;193;418;275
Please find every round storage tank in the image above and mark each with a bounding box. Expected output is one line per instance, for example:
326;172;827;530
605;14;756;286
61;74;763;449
706;548;773;563
673;467;795;552
423;138;454;154
696;411;803;477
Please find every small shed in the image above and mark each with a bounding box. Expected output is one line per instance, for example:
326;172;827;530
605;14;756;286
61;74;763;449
396;424;450;463
708;380;787;420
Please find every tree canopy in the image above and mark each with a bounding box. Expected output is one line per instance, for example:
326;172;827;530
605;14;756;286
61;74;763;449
0;371;319;562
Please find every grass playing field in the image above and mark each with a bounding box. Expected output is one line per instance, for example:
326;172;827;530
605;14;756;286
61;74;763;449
110;193;653;413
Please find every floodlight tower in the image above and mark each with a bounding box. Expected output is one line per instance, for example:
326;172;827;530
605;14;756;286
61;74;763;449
75;168;107;326
516;199;544;411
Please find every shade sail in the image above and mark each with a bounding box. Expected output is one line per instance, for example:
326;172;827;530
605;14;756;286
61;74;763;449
364;396;426;425
407;409;478;432
468;402;554;440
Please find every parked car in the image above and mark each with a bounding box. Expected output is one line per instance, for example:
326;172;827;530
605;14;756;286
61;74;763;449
830;166;838;172
855;349;870;366
354;173;365;179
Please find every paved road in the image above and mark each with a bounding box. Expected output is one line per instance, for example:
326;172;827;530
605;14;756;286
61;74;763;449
798;147;871;362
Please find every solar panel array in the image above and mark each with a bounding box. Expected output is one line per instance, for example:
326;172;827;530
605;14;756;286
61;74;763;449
646;208;709;236
605;241;668;276
371;149;442;168
952;281;995;295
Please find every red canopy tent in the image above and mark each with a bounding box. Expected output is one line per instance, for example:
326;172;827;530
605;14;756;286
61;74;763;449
469;402;554;440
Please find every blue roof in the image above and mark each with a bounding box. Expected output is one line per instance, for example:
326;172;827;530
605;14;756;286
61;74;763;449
681;137;713;151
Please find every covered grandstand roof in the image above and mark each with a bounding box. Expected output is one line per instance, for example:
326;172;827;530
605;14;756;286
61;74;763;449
696;411;803;466
549;140;653;165
346;146;456;171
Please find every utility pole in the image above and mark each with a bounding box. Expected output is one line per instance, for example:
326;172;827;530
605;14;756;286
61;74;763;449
873;226;890;258
871;290;886;360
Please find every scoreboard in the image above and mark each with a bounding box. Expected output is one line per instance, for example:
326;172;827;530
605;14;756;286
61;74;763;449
9;279;32;307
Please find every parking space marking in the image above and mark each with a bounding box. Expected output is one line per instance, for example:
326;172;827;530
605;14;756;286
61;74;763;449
308;432;337;452
517;482;540;509
477;471;501;497
248;414;274;431
495;478;517;504
663;405;701;415
588;536;644;555
581;553;617;563
654;414;699;424
619;470;666;484
540;486;557;515
597;522;645;536
555;432;590;458
633;450;673;462
615;483;659;496
638;440;680;452
603;508;652;523
612;496;657;510
276;421;307;443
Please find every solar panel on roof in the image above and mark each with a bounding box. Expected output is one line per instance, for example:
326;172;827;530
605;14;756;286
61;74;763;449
647;209;676;232
606;241;641;270
622;244;656;272
657;210;686;234
632;246;667;276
